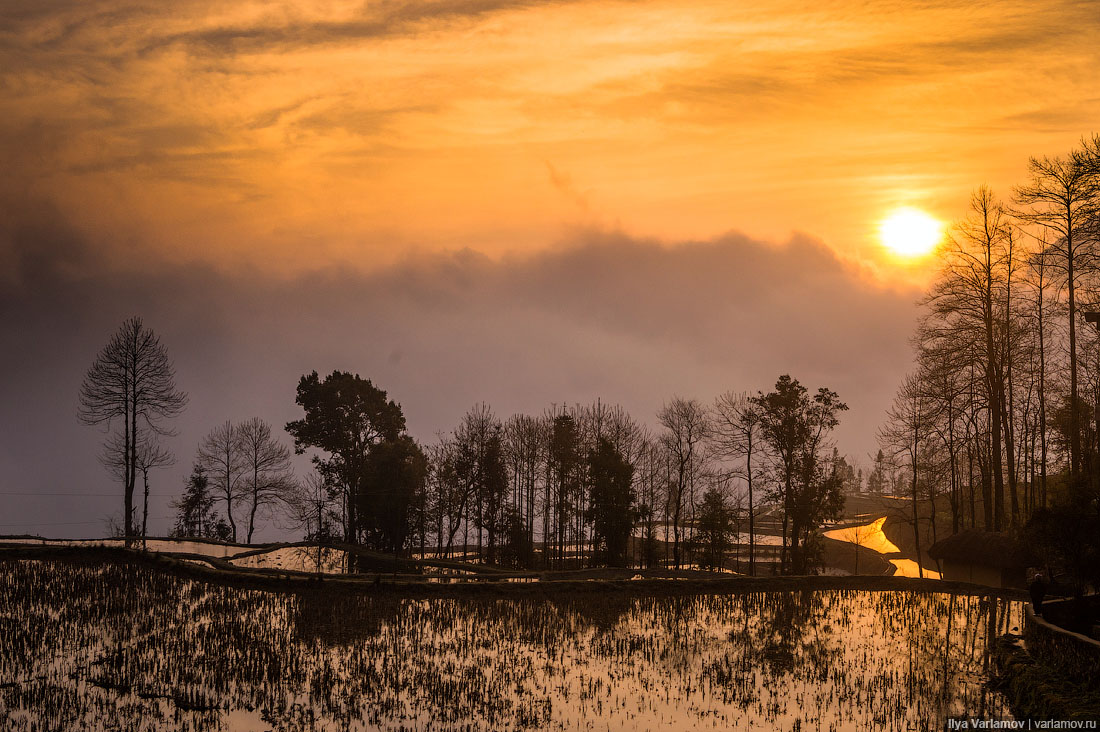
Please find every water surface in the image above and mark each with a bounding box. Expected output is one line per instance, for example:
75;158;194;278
0;560;1019;731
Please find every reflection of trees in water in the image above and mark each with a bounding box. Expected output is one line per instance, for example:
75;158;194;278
293;590;403;645
754;590;821;673
861;592;1019;725
0;560;1023;731
547;593;636;634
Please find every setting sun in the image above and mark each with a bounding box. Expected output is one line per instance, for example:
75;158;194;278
878;208;944;258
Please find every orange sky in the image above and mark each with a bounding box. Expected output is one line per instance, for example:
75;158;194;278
6;0;1100;535
3;0;1100;280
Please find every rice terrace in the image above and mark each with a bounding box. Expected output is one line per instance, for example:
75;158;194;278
0;542;1024;731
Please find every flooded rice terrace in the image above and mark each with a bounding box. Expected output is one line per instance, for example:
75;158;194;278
0;559;1021;731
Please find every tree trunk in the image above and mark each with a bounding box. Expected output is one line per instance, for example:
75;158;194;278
747;435;755;577
1038;273;1048;508
247;497;258;544
141;467;150;549
1003;242;1019;527
126;364;137;543
986;311;1005;531
1068;225;1080;478
966;435;976;530
781;466;792;574
123;401;133;542
947;405;960;534
911;433;924;580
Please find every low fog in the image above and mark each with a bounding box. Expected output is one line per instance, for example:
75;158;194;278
1;202;920;539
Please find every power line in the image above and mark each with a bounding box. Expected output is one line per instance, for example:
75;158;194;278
0;516;174;527
0;492;172;497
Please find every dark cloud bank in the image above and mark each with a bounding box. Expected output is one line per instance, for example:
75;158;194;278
0;208;920;539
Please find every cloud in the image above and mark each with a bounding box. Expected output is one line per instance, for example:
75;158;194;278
2;0;1099;275
140;0;558;57
0;202;920;538
544;162;591;213
4;0;1096;538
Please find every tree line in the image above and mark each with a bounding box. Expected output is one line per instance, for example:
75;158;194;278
77;322;852;574
879;134;1100;588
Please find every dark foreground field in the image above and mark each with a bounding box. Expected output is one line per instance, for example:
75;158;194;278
0;551;1026;731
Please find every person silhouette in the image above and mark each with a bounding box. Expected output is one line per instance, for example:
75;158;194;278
1028;572;1047;616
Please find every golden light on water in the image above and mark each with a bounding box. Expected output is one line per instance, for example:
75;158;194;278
878;207;943;258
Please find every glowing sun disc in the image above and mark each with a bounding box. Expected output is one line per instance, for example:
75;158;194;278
879;207;943;257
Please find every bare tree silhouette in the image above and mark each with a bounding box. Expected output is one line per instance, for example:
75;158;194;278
78;317;187;543
236;417;295;543
196;421;245;543
1014;141;1100;480
102;430;174;546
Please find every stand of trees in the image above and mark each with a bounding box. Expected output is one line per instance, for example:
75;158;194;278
78;320;851;574
879;135;1100;588
413;375;847;574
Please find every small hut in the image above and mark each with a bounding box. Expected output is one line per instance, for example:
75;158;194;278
927;530;1032;589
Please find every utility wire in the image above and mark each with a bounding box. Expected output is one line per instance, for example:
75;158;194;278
0;492;172;497
0;516;174;527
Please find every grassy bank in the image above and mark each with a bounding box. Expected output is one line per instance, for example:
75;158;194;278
992;634;1100;721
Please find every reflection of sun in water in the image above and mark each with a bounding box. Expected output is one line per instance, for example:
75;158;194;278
879;207;943;258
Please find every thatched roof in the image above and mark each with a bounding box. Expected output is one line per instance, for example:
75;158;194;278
927;530;1034;569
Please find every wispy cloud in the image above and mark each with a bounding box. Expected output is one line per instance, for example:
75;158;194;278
2;0;1097;274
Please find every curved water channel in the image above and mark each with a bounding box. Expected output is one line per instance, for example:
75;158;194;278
823;516;942;579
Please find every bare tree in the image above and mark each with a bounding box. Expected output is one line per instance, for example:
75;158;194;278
923;186;1016;530
281;471;342;572
1014;143;1100;480
633;435;665;568
710;391;764;575
1028;240;1052;510
504;414;547;554
103;431;175;547
78;316;187;543
137;438;174;545
449;404;506;563
544;408;581;568
879;372;939;579
428;436;471;559
657;397;711;570
196;421;244;542
915;339;967;534
236;417;295;543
